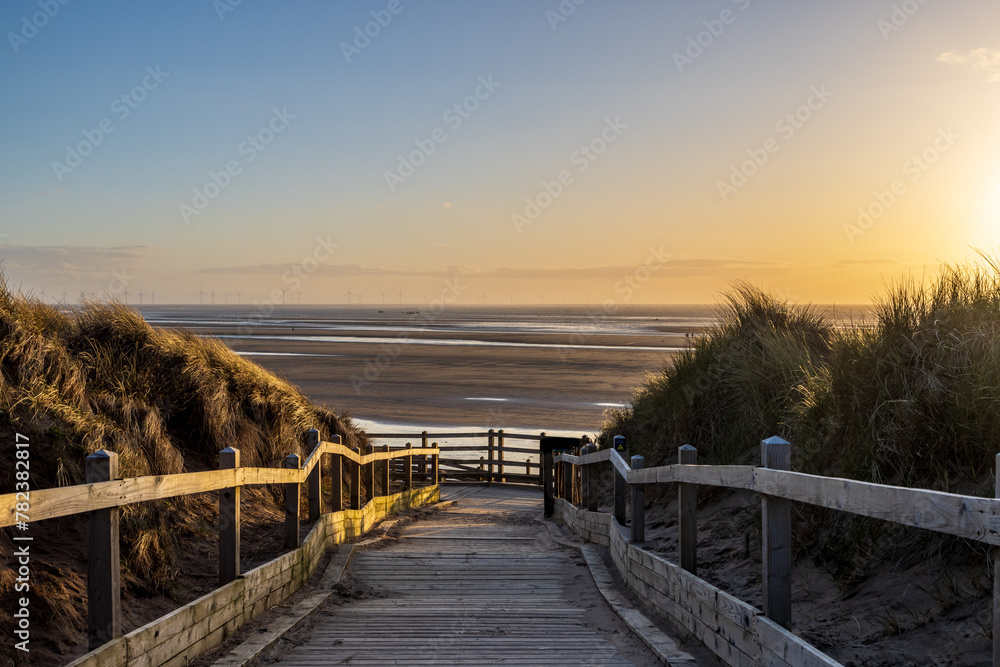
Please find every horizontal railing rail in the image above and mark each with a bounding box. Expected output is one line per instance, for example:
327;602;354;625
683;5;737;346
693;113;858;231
0;440;434;528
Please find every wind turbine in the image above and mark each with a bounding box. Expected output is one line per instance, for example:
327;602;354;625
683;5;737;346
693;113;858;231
38;286;48;303
279;288;288;305
210;290;217;305
199;287;206;305
139;290;145;305
298;291;302;304
381;292;386;305
345;287;354;304
123;289;130;305
60;289;68;305
236;292;241;305
509;293;514;304
356;291;364;304
398;288;404;304
151;291;155;305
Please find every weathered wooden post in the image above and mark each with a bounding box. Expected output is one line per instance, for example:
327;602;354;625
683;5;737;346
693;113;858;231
630;455;645;543
487;428;495;484
586;444;599;512
994;453;1000;666
350;446;361;509
306;429;321;522
614;435;627;526
431;442;440;485
678;445;698;574
365;444;376;500
420;431;429;481
404;442;413;491
541;439;555;517
330;442;343;512
219;447;240;585
497;429;505;482
380;445;390;495
580;444;591;509
86;450;120;650
284;453;300;549
563;454;573;503
538;432;546;485
419;441;427;485
761;436;792;629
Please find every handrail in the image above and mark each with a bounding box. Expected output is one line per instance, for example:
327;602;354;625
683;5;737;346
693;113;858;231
552;452;1000;545
550;438;1000;666
0;438;438;528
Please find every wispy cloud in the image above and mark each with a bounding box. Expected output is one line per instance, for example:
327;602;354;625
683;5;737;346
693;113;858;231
938;48;1000;82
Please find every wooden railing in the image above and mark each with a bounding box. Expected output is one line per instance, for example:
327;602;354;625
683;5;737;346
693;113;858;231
549;437;1000;666
0;430;439;661
367;429;585;485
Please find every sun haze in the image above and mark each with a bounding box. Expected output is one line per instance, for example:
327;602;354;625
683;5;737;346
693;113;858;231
1;0;998;304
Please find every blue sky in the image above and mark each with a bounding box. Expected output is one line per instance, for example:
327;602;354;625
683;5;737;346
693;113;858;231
1;0;999;304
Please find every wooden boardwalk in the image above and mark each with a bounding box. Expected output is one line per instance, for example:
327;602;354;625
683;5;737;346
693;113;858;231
278;485;662;665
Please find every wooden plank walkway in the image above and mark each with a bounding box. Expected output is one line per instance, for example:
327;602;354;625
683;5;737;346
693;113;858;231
278;485;664;665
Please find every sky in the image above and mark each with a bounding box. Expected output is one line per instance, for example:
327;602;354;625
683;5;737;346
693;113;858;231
1;0;999;306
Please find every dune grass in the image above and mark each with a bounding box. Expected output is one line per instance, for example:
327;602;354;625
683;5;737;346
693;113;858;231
0;278;366;661
602;257;1000;491
600;256;1000;582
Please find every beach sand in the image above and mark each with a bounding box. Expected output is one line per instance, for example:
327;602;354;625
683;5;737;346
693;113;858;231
197;324;691;431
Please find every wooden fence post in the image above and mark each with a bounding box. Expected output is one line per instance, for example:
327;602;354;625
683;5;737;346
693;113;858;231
581;444;591;509
365;444;376;500
761;436;792;629
678;445;698;575
404;442;413;491
994;453;1000;666
431;442;439;485
563;455;573;503
306;429;321;522
542;443;555;517
630;455;645;543
614;436;627;526
330;446;343;512
498;429;505;482
380;445;390;495
538;432;546;486
488;429;495;484
586;445;599;512
350;447;361;509
421;431;428;481
284;453;300;549
219;447;240;585
86;450;120;650
420;442;428;485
